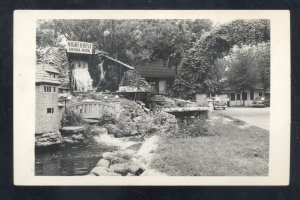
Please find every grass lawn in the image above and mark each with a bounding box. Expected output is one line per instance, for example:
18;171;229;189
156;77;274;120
151;114;269;176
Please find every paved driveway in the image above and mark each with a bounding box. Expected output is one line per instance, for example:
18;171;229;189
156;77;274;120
215;107;270;130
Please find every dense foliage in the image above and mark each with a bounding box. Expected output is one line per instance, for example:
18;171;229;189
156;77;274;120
37;19;212;91
218;42;270;91
171;19;270;99
61;109;86;126
37;19;270;98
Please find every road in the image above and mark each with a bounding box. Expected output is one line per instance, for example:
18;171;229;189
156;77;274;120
215;107;270;130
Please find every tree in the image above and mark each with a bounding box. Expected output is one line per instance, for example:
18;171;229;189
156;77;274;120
216;43;270;106
36;19;213;91
171;19;270;99
225;45;260;106
253;42;270;92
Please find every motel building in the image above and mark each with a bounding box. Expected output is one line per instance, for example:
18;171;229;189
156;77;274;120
35;63;61;135
221;84;270;107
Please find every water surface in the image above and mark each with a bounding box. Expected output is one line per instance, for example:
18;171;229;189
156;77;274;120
35;143;117;176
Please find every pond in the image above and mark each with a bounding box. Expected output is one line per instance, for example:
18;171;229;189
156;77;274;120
35;143;117;176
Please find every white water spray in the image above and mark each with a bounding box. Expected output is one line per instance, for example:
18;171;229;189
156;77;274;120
72;60;93;92
93;133;136;149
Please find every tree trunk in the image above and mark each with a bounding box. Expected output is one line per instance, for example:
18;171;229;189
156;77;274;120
242;88;245;107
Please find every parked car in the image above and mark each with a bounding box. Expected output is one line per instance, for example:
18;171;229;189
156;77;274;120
252;96;270;107
206;97;227;110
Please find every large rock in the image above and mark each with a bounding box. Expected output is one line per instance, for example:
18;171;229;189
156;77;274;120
110;163;129;175
90;166;121;176
109;163;144;176
140;169;168;176
102;152;115;160
35;131;63;147
62;133;85;144
90;127;108;135
85;173;96;176
97;159;110;168
128;164;145;176
102;152;126;164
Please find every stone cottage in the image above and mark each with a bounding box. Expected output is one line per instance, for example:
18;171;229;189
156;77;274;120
136;60;175;95
35;63;62;147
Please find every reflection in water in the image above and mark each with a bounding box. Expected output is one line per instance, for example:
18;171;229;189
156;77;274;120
35;143;117;176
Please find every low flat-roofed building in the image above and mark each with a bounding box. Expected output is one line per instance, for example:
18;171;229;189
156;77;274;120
221;84;270;106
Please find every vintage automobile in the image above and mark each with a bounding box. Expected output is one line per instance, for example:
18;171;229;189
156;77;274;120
252;96;270;107
206;96;227;110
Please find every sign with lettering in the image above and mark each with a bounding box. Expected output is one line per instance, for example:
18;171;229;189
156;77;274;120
66;41;93;54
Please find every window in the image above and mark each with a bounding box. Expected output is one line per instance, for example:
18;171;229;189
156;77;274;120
237;93;241;100
47;108;54;114
44;86;55;92
250;91;254;100
230;93;235;101
259;92;262;97
242;92;247;100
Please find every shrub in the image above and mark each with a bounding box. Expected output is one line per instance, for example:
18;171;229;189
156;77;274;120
61;109;86;127
98;114;117;126
176;118;216;138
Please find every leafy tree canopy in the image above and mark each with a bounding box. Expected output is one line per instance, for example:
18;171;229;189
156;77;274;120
171;19;270;99
36;19;213;91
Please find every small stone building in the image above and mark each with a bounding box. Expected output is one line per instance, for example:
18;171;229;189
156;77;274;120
136;60;175;94
35;63;61;135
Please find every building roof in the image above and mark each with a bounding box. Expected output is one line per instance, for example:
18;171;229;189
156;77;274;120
36;63;61;85
41;63;60;74
221;83;268;91
58;86;71;90
136;60;175;79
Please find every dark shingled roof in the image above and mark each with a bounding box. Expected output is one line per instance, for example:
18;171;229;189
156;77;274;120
36;63;61;85
136;60;175;79
42;63;60;74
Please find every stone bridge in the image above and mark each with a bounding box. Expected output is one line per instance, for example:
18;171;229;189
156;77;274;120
68;100;121;120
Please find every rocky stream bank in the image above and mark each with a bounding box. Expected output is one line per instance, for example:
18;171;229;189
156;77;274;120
87;134;167;176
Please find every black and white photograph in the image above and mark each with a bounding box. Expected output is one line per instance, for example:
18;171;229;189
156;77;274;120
13;10;290;185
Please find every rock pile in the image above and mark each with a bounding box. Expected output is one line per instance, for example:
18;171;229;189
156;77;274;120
88;134;169;176
88;150;145;176
35;131;63;147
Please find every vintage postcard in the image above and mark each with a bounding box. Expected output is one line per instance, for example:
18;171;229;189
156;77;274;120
14;10;290;185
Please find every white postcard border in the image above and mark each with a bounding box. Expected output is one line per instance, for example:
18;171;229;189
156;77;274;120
13;10;290;186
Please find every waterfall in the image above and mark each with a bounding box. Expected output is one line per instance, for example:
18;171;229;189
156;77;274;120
72;60;93;92
93;132;136;149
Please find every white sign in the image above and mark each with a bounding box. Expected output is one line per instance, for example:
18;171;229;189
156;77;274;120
66;41;93;54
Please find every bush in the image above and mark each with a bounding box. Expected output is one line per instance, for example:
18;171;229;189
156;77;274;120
176;118;216;138
61;109;86;127
98;114;117;126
